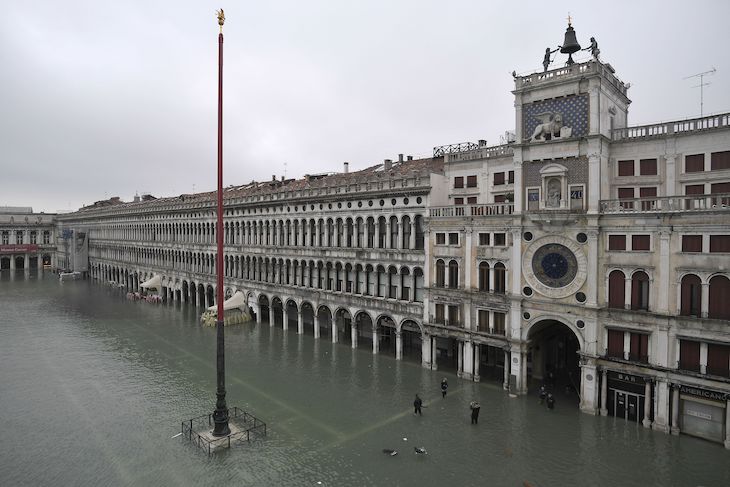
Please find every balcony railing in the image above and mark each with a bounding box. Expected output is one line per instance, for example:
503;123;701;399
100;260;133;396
430;203;514;218
599;193;730;214
612;112;730;141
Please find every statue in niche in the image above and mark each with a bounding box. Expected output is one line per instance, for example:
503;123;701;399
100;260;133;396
547;178;562;208
529;112;565;142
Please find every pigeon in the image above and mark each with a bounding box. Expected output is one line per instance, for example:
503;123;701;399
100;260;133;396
382;449;398;456
414;446;427;455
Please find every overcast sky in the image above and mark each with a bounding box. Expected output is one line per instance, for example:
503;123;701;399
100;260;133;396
1;0;729;213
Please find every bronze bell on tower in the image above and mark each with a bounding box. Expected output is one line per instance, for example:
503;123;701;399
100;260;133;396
560;23;581;65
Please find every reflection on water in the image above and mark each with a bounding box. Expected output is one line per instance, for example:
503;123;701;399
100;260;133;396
1;271;728;487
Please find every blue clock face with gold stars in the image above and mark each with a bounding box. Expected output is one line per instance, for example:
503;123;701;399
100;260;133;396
531;243;578;288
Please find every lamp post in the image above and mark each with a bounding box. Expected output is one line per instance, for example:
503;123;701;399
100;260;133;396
211;8;230;437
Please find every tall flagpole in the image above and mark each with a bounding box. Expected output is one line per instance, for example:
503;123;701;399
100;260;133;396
212;8;230;437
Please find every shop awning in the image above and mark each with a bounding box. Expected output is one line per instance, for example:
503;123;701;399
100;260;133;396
207;291;247;312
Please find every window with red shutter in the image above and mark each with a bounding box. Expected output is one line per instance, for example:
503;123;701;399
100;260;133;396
631;271;650;310
466;175;477;188
494;194;506;203
679;340;700;372
494;172;505;185
639;187;657;197
508;171;514;184
632;235;650;251
685;184;705;195
454;176;464;188
618;188;634;198
454;197;464;205
711;151;730;171
709;235;730;253
681;235;702;252
680;274;702;316
707;344;730;378
608;270;625;308
467;196;477;204
685;154;705;173
608;235;626;251
709;275;730;319
607;329;624;358
618;160;634;176
629;333;649;363
639;158;657;175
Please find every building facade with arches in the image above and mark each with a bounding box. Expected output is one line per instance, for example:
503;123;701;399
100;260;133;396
53;56;730;446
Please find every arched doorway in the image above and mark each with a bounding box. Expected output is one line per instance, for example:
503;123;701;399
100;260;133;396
317;306;332;339
335;308;353;345
527;319;581;404
376;315;397;356
301;302;315;336
206;285;215;308
400;320;423;363
355;311;373;351
271;297;284;327
258;295;270;324
286;300;298;330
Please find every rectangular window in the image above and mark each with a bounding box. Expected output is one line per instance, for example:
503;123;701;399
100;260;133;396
493;312;506;335
679;340;701;372
570;185;584;210
30;231;37;244
43;231;50;244
707;344;730;378
527;189;540;211
478;233;490;246
681;235;702;252
447;305;460;326
1;232;8;245
711;182;730;206
494;172;505;185
435;304;445;324
639;187;657;210
685;184;705;195
607;329;624;358
493;233;506;246
618;187;634;209
467;196;477;204
618;160;634;176
710;151;730;171
466;175;477;188
15;231;23;244
478;310;489;332
639;158;657;176
448;233;459;245
608;235;626;251
629;333;649;363
454;197;464;205
508;171;514;184
494;194;506;203
454;176;464;188
685;154;705;173
436;233;445;245
632;234;650;251
709;235;730;253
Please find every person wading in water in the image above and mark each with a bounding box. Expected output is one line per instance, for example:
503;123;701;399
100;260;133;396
441;378;448;398
414;394;423;415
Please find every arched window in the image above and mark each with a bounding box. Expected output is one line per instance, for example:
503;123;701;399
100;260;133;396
435;260;445;287
680;274;702;317
448;260;459;289
494;263;506;294
608;270;625;309
478;262;490;291
631;271;650;311
709;275;730;319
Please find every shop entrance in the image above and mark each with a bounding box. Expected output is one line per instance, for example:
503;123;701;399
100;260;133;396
612;390;644;424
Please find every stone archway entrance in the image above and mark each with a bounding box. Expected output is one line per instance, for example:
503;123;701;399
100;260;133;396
527;319;581;405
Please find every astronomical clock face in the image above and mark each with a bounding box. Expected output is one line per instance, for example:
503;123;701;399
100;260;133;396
531;243;578;288
522;236;587;298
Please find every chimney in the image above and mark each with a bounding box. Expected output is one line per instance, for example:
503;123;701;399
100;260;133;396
343;161;349;173
383;159;392;171
478;139;487;147
398;154;404;163
407;155;413;161
133;193;140;203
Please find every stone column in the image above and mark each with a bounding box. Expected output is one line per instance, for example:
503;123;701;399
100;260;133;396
297;310;303;335
375;222;381;249
671;385;680;435
351;325;358;349
580;360;599;414
421;334;431;369
488;264;495;292
331;320;338;344
473;344;481;381
269;304;275;327
587;152;601;214
372;328;379;354
431;336;438;371
600;368;609;416
409;218;417;249
457;341;464;378
314;315;320;339
701;282;710;318
283;307;289;332
665;155;676;196
587;231;599;306
503;350;511;390
724;399;730;449
657;231;671;314
642;380;653;428
256;305;263;324
462;341;474;380
699;342;708;374
624;276;632;310
652;379;670;433
10;256;15;270
384;220;391;249
395;331;403;360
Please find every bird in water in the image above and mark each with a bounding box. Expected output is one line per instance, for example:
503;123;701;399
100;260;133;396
414;446;427;455
382;449;398;456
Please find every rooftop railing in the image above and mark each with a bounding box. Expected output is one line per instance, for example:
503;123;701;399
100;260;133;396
612;112;730;141
430;203;514;218
599;193;730;214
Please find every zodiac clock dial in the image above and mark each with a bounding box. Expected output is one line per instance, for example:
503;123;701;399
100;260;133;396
531;243;578;288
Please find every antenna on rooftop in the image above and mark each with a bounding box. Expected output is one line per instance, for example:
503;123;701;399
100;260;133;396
284;162;287;178
684;67;716;117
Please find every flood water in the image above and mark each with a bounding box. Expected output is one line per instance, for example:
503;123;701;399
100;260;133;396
1;271;728;487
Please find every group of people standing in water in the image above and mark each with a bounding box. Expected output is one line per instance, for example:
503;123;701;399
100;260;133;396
412;378;481;424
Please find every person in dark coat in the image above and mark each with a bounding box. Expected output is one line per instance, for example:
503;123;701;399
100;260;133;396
414;394;423;415
538;384;547;404
546;393;555;410
441;378;448;398
470;401;481;424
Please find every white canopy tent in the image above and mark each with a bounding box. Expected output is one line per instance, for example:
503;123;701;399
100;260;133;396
207;291;247;314
140;274;162;291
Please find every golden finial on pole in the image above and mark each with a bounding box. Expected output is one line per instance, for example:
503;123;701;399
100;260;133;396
567;13;572;26
216;9;225;33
